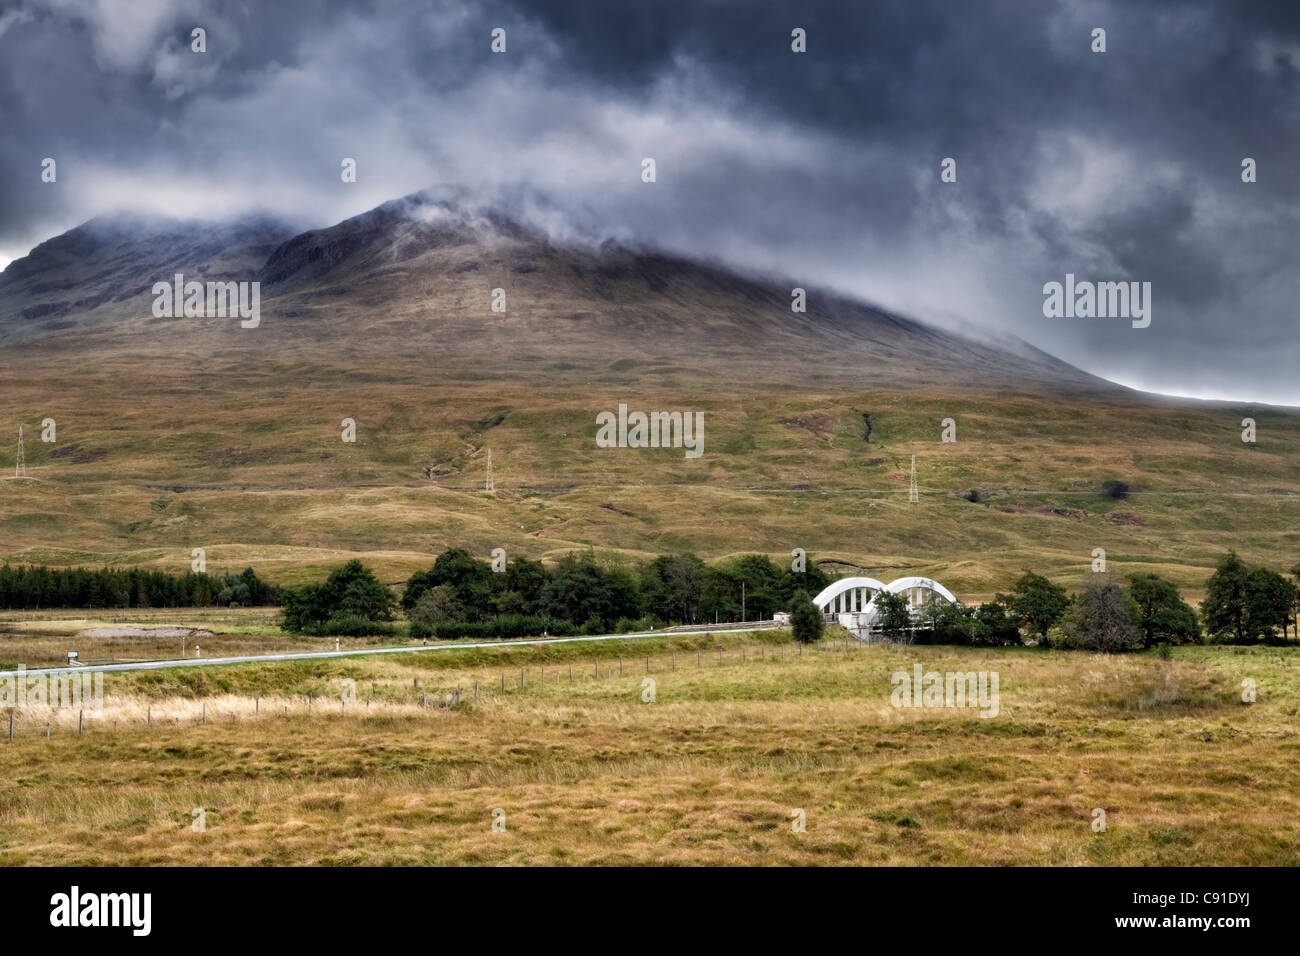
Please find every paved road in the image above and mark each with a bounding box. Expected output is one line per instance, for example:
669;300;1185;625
0;623;784;678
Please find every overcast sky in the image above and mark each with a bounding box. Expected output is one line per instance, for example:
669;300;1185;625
1;0;1297;404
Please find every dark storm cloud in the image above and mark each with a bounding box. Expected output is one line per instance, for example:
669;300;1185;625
0;0;1296;402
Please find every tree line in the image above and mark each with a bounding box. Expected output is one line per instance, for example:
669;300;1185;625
8;548;1288;656
279;548;1300;649
0;564;280;610
856;552;1298;652
279;548;836;637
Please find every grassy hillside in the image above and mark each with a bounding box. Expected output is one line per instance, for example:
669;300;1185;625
1;347;1296;595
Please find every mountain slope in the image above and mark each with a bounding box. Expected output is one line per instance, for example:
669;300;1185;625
0;191;1110;392
5;191;1293;593
0;213;295;346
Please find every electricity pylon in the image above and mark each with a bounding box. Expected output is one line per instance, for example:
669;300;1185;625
14;426;24;478
908;454;918;503
485;449;494;492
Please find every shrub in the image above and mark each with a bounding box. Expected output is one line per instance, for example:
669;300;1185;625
789;589;823;643
318;614;397;638
970;602;1023;646
408;585;463;631
1101;480;1130;500
432;616;576;641
914;601;970;644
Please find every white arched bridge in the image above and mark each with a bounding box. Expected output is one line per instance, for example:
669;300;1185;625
812;576;960;638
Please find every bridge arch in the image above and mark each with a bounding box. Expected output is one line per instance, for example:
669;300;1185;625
812;576;888;615
883;576;959;609
810;576;961;636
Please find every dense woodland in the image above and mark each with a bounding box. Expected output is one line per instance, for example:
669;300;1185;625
0;564;279;609
280;549;835;638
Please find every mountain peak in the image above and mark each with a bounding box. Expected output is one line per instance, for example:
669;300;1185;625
0;188;1113;393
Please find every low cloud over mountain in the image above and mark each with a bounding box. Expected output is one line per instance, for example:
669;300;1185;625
0;1;1296;402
